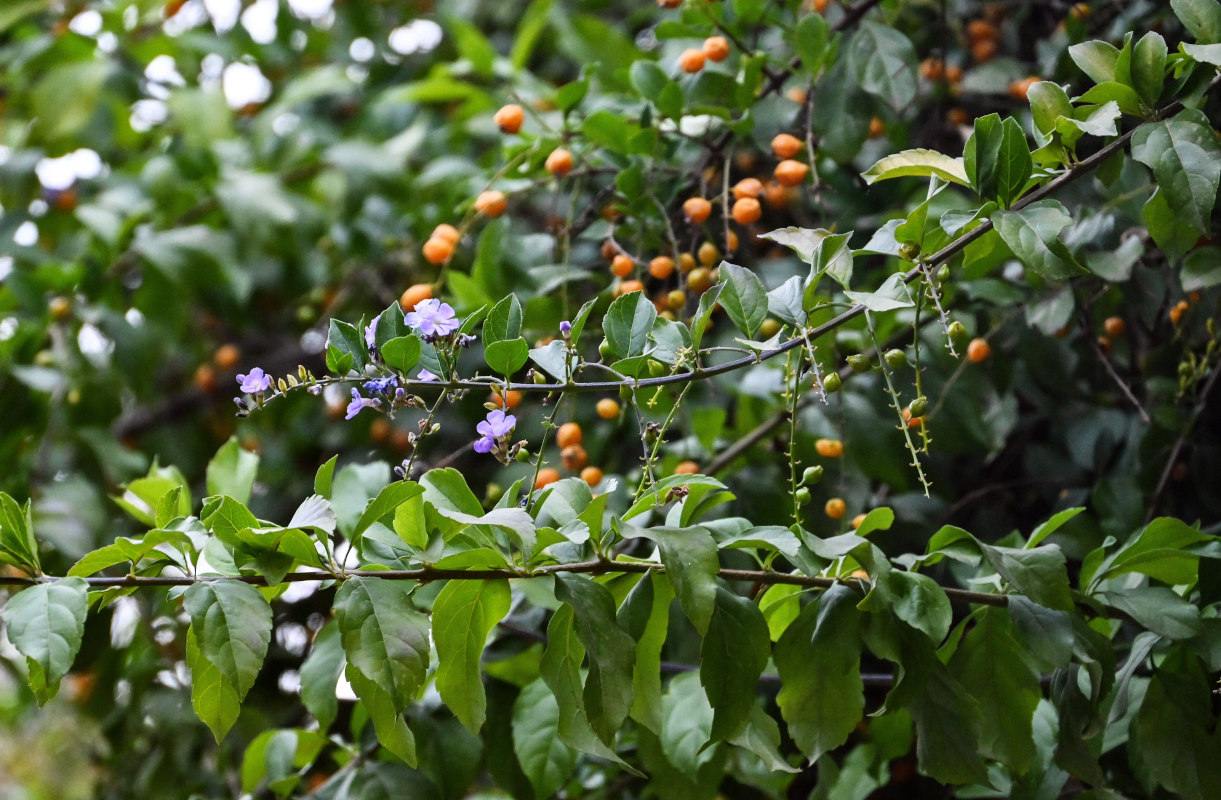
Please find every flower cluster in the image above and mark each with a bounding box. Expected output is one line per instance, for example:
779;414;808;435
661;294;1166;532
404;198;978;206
473;409;517;463
405;298;459;341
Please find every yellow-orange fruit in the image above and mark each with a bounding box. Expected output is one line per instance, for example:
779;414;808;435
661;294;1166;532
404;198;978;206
617;279;644;297
919;58;945;82
422;237;454;264
561;444;588;472
579;466;604;487
966;337;991;363
667;289;687;310
1103;316;1125;338
1008;76;1039;101
611;254;635;278
474;190;507;217
596;398;620;419
703;36;730;62
733;177;764;200
683;197;712;224
556;422;583;448
214;344;241;370
851;513;867;529
491;390;523;410
687;267;715;293
825;497;847;520
725;229;739;253
971;38;998;63
679;48;707;73
868;117;886;139
966;19;998;43
763;180;793;208
697;241;720;266
732;197;762;225
545;148;574;177
678;252;697;273
771;133;803;159
400;283;433;312
535;468;560;490
947;107;969;126
649;256;675;280
774;159;809;187
432;223;460;244
674;460;700;475
945;64;964;84
815;438;844;458
493;103;525;134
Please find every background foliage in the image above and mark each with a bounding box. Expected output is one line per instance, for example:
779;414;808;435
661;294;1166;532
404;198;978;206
0;0;1219;798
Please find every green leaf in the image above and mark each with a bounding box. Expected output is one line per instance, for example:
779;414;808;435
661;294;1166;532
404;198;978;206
206;437;259;506
1027;507;1086;548
1131;111;1221;238
1132;648;1221;800
485;337;530;376
766;275;807;327
421;468;484;517
775;585;863;763
626;572;674;734
728;705;800;773
624;524;719;635
964;113;1004;201
992;199;1087;280
512;679;578;800
184;580;272;700
1182;41;1221;65
887;571;951;644
792;13;830;76
716;262;767;338
1183;245;1221;290
0;493;40;573
1069;40;1120;84
909;663;990;784
948;608;1040;772
299;621;344;732
848;21;917;111
381;336;422;374
446;16;495;76
1;578;87;704
1132;31;1168;108
979;541;1075;610
1173;0;1221;43
996;117;1033;207
701;587;771;742
690;283;723;351
861;149;969;187
484;294;523;345
314;456;337;499
1143;186;1200;263
327;319;367;373
554;574;637;744
434;579;511;734
1098;517;1213;585
843;272;915;312
1029;81;1074;137
1099;586;1202;639
630;60;668;100
1008;596;1074;671
660;671;717;774
346;666;417;765
333;577;431;707
603;290;657;359
187;626;242;742
352;481;424;541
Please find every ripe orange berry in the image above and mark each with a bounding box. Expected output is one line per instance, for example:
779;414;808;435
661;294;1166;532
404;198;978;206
674;460;700;475
422;236;454;264
601;240;619;262
697;241;720;267
703;36;730;62
561;444;588;472
763;180;793;208
733;177;764;200
1069;3;1090;20
596;398;620;419
725;230;739;253
611;254;635;278
194;363;218;393
545;148;574;177
851;513;867;529
774;159;809;187
825;497;847;520
432;223;460;244
1008;76;1039;101
966;19;998;44
771;133;803;159
370;417;392;443
678;252;697;273
214;343;241;370
786;87;808;105
687;267;715;293
679;48;707;74
867;117;886;139
815;438;844;458
971;38;998;64
945;64;964;84
535;468;561;490
491;389;523;410
579;466;604;487
1103;316;1125;338
474;190;508;217
683;197;712;224
494;103;525;134
901;407;923;428
966;337;991;363
649;256;675;280
1169;300;1189;325
919;58;945;82
556;422;583;448
400;283;433;312
811;0;829;13
732;197;762;225
617;279;645;297
946;107;969;127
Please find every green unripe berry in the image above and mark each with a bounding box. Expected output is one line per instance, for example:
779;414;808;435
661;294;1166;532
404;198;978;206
847;354;872;373
598;338;613;360
515;447;532;463
484;483;504;505
801;465;824;486
759;318;782;339
619;384;633;401
936;264;950;282
821;371;842;393
648;359;666;377
898;241;921;261
883;349;908;369
909;395;929;417
948;320;968;341
794;487;812;506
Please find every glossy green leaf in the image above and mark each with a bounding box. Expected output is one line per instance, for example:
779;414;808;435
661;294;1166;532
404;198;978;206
0;493;40;573
1;578;87;704
184;580;272;701
512;679;577;800
485;337;530;376
206;437;259;506
351;481;424;541
1172;0;1221;43
1132;31;1167;108
327;319;367;372
992;199;1087;280
484;294;523;345
381;336;422;374
333;577;431;707
187;626;242;742
861;149;969;187
716;262;767;339
1099;586;1202;639
886;571;951;644
1131;111;1221;237
1069;40;1121;84
701;587;771;742
434;579;511;733
346;666;417;764
603;289;657;359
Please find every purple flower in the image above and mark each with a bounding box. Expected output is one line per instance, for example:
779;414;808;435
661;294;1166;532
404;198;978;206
404;298;459;337
364;318;378;349
363;375;399;394
345;389;377;420
416;368;438;382
236;368;272;393
473;409;516;453
560;320;572;337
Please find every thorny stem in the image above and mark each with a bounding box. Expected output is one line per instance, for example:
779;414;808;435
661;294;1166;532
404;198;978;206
866;311;931;496
524;391;566;515
784;349;804;526
918;257;957;356
633;381;693;504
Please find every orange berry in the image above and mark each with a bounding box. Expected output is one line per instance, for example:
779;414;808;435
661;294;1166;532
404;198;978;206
667;289;687;310
947;107;969;127
851;513;867;529
966;337;991;363
815;438;844;458
901;408;923;428
867;117;886;139
786;87;808;105
703;36;730;62
732;197;762;225
1169;300;1189;325
971;38;998;64
474;190;508;217
556;422;583;448
687;267;715;293
774;159;809;187
678;252;697;273
1188;290;1203;305
369;417;391;443
214;344;241;370
679;48;706;74
611;254;635;278
561;444;588;472
697;241;720;266
725;229;739;253
493;103;525;134
545;148;574;177
733;178;764;200
194;363;218;393
919;58;945;82
422;236;454;264
771;133;803;159
535;468;561;490
601;240;619;262
596;398;620;419
616;279;645;297
811;0;829;13
649;256;675;280
1008;76;1039;101
763;180;793;208
491;390;523;410
825;497;847;520
579;466;604;487
945;64;964;84
683;197;712;224
966;19;998;44
432;223;460;244
400;283;434;312
674;460;700;475
1103;316;1125;338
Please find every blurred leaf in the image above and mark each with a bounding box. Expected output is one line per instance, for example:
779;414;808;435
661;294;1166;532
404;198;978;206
1172;0;1221;43
1;578;87;704
206;437;260;506
848;22;917;111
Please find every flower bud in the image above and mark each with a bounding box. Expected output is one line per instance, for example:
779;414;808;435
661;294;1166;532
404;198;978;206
794;487;812;506
909;395;929;417
801;465;824;485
